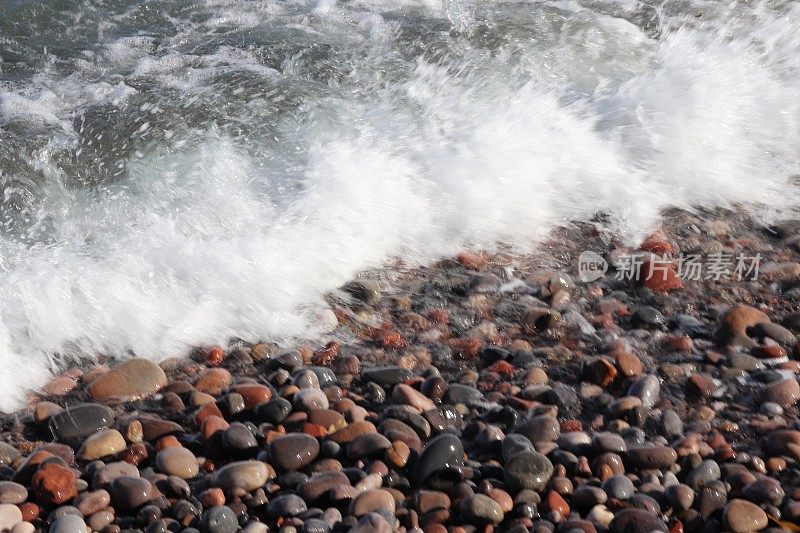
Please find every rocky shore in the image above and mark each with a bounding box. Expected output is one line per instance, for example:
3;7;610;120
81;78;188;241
2;207;800;533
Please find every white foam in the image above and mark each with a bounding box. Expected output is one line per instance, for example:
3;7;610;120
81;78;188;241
0;0;798;410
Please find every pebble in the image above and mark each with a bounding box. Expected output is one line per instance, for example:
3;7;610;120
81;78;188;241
609;508;668;533
201;505;238;533
48;515;88;533
761;378;800;407
79;429;127;460
48;403;114;441
31;464;76;505
460;494;504;524
266;494;307;517
627;374;660;409
87;358;168;403
156;447;200;479
349;490;396;516
602;475;635;500
723;499;768;533
270;433;320;470
505;450;554;492
626;446;678;469
213;461;273;493
0;503;22;531
109;476;154;510
361;367;413;386
0;482;27;505
412;434;464;486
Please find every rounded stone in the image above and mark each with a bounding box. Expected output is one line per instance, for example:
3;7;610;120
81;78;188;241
48;403;115;442
31;463;77;506
201;505;238;533
79;429;127;460
109;476;154;510
349;490;396;517
223;423;258;453
257;397;292;424
514;415;560;443
413;434;464;486
0;482;27;505
0;503;22;532
156;447;199;479
347;433;392;459
213;461;272;493
266;494;308;517
504;450;554;492
602;476;635;500
87;358;168;403
723;499;768;533
609;509;668;533
626;446;678;470
270;433;320;471
49;515;88;533
627;375;660;409
293;389;330;412
460;493;504;524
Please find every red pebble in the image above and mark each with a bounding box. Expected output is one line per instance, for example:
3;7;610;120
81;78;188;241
641;258;683;293
206;346;225;366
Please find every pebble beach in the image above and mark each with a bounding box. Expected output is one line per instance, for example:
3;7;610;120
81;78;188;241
1;207;800;532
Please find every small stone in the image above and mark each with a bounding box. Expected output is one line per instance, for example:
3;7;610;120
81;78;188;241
257;397;292;424
349;512;392;533
49;515;88;533
632;307;666;329
686;459;720;490
718;305;769;345
224;423;258;454
413;434;464;486
602;476;635;500
214;460;273;494
460;494;504;524
361;367;412;386
0;443;20;467
609;509;668;532
626;446;678;470
761;378;800;407
266;494;307;517
515;415;560;443
270;433;320;471
293;388;330;412
73;490;111;516
723;499;768;533
87;358;168;403
343;279;381;305
391;384;435;412
0;482;27;505
347;433;391;459
156;447;199;479
627;375;660;409
505;450;553;492
79;429;127;460
686;374;717;399
201;505;238;533
0;503;23;531
31;463;76;506
49;403;115;442
109;476;153;511
194;368;232;396
666;484;694;512
349;490;395;517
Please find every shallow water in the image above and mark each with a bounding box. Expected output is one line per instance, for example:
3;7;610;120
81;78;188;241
0;0;798;410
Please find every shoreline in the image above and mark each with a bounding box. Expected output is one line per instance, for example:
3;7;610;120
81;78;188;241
2;206;800;532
